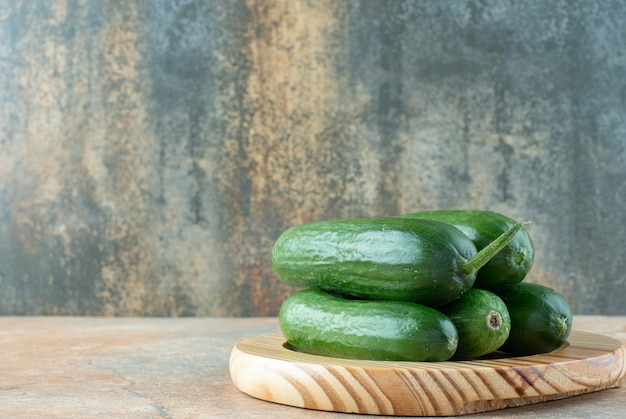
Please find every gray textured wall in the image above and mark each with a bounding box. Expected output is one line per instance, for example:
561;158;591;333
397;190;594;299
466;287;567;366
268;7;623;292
1;0;625;316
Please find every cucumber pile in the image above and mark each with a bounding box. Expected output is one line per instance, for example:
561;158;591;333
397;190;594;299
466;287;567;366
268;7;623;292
272;210;572;362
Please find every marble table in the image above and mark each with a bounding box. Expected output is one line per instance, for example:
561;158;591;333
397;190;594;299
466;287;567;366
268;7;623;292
1;315;624;418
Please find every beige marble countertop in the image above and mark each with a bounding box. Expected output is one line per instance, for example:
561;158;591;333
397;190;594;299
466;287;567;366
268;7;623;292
0;315;624;418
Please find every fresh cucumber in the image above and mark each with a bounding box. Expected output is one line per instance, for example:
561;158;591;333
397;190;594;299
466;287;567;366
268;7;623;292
439;288;511;360
400;210;534;291
278;288;458;361
498;282;572;356
272;217;523;307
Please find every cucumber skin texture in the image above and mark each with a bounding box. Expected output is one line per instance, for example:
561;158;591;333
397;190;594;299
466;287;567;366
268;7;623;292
498;283;572;356
271;217;478;307
400;210;534;291
279;289;459;362
440;288;511;360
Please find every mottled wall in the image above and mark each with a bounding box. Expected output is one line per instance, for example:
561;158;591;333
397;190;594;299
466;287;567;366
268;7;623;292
1;0;625;316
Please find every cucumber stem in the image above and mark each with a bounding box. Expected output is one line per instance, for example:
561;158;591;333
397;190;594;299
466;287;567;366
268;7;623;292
487;310;503;331
461;221;527;276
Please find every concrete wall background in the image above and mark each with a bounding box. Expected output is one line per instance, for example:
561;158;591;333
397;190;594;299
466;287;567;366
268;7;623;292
1;0;625;316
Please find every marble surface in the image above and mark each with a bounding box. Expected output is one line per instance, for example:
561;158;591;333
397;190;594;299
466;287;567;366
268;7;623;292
2;1;626;317
0;315;624;418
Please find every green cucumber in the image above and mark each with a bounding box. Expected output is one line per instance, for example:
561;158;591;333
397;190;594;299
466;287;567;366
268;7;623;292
400;210;534;291
279;288;458;361
498;283;572;356
440;288;511;360
272;217;523;307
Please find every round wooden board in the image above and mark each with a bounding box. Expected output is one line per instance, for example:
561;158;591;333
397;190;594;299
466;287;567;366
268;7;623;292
230;330;625;416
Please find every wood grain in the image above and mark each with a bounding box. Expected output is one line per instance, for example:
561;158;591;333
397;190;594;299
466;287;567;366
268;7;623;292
229;330;626;416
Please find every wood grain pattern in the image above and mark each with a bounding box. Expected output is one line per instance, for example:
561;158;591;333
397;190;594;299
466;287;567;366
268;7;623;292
229;330;626;416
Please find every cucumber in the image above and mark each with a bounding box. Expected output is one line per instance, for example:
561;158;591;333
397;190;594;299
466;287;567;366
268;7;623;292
439;288;511;360
272;217;523;307
498;283;572;356
279;288;458;361
400;210;534;291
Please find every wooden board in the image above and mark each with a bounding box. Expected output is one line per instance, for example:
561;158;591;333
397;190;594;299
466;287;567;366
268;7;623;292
229;330;625;416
